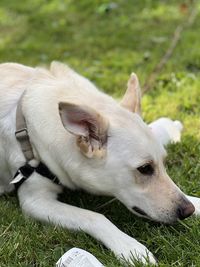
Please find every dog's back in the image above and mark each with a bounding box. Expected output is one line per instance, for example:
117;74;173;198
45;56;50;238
0;63;34;119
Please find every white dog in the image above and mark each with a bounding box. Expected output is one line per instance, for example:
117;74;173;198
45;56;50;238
0;62;199;265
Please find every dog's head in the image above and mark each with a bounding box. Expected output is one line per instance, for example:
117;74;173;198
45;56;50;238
58;72;194;224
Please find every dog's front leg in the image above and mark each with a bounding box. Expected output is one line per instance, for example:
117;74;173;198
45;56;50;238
18;173;156;265
186;195;200;216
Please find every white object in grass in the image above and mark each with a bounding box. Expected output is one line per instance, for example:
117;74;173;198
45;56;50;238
56;248;104;267
149;117;183;146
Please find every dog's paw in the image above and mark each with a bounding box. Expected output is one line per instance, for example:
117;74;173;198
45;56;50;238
112;235;157;265
186;196;200;216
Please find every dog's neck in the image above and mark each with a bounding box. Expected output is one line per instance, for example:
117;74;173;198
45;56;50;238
12;92;61;190
15;92;35;161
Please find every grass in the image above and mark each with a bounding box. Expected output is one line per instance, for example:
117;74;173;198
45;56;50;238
0;0;200;266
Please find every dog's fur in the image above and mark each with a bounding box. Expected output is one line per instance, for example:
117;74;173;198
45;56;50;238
0;61;200;265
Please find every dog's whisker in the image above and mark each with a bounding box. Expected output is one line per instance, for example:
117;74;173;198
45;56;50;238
96;198;117;210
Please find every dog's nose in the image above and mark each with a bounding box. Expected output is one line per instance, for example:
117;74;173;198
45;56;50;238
177;202;195;220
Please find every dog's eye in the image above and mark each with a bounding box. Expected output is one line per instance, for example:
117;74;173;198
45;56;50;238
137;164;154;175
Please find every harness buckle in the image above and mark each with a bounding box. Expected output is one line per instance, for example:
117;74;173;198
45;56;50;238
10;170;24;184
15;128;28;140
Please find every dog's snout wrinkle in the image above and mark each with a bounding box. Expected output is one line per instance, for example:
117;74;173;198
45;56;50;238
177;201;195;220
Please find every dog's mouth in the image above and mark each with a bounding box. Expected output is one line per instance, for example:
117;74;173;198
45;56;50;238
131;206;179;224
132;206;149;217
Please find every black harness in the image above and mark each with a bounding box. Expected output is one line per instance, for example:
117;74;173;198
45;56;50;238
13;162;60;190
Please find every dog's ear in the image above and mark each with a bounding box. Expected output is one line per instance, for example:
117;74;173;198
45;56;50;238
50;61;74;77
120;73;141;115
59;102;109;158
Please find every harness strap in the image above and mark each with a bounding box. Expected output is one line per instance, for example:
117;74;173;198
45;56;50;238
15;94;34;161
13;162;60;190
13;92;60;189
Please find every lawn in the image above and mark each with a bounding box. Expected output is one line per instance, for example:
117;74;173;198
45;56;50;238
0;0;200;266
